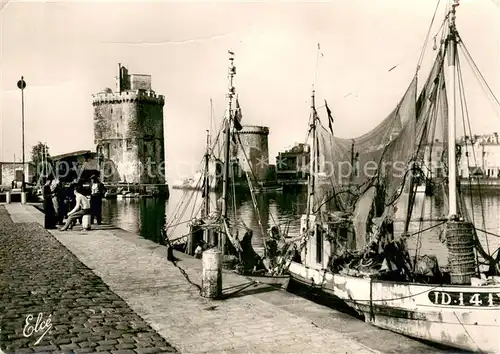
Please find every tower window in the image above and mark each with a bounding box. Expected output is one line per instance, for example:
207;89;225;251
126;139;133;150
111;108;113;113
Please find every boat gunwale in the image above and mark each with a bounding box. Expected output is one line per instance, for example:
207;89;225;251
288;270;500;319
288;261;500;290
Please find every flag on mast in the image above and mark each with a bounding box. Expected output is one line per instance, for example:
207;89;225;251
324;100;334;135
233;97;243;131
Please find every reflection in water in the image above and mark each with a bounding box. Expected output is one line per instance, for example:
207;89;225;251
102;189;500;267
400;190;500;266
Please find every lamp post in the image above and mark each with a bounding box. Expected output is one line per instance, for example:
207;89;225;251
17;76;27;203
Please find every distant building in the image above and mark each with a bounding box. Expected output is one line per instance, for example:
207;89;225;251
276;143;310;181
49;150;119;183
420;139;446;178
458;133;500;178
92;63;166;187
232;125;270;183
0;161;35;188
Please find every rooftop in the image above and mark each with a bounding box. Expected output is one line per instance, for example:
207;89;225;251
51;150;94;160
0;161;33;165
458;133;500;145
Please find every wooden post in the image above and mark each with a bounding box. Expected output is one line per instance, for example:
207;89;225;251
201;248;222;298
6;191;11;204
21;192;27;204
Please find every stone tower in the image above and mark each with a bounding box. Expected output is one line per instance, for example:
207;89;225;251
234;125;270;182
92;64;166;190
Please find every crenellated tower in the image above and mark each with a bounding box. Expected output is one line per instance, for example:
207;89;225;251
234;125;270;182
92;64;166;190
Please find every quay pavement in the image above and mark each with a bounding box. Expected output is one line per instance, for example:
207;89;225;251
0;205;176;354
0;204;455;354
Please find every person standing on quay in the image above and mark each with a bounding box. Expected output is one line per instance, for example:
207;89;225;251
90;175;106;225
42;176;57;229
50;178;63;225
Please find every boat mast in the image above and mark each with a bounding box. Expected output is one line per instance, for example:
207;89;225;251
306;88;317;217
203;129;210;218
350;140;355;185
221;52;236;251
306;43;323;218
447;0;459;219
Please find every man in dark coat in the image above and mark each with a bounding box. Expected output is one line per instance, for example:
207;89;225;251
90;175;106;225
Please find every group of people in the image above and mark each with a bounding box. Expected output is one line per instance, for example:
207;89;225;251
42;175;106;231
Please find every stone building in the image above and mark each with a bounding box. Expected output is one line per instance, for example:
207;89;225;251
49;150;119;183
276;143;310;181
92;64;166;188
0;162;35;188
233;125;270;182
458;133;500;178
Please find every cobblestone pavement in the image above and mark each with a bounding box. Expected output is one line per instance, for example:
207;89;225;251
0;205;177;354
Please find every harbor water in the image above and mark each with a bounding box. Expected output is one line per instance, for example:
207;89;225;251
101;189;500;266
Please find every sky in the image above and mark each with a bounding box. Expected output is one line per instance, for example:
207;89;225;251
1;0;499;182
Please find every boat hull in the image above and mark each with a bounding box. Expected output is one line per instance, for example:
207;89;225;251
245;274;290;290
288;261;500;353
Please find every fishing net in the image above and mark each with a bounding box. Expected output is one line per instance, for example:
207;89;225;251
315;50;450;251
315;76;417;213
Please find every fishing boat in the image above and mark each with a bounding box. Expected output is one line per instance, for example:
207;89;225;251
282;2;500;352
104;189;118;199
163;53;290;287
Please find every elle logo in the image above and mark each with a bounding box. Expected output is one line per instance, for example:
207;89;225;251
23;313;52;345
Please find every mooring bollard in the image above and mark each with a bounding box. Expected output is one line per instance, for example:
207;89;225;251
201;248;222;298
81;214;91;230
5;191;11;204
20;192;27;205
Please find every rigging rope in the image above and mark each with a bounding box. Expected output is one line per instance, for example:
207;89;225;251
234;132;280;233
411;77;443;267
456;47;491;255
163;117;226;238
164;174;204;240
416;0;442;71
458;39;500;119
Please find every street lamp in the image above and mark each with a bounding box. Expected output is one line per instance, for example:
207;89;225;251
17;76;26;203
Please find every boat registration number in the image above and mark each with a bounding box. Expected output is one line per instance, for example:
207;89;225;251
428;291;500;307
